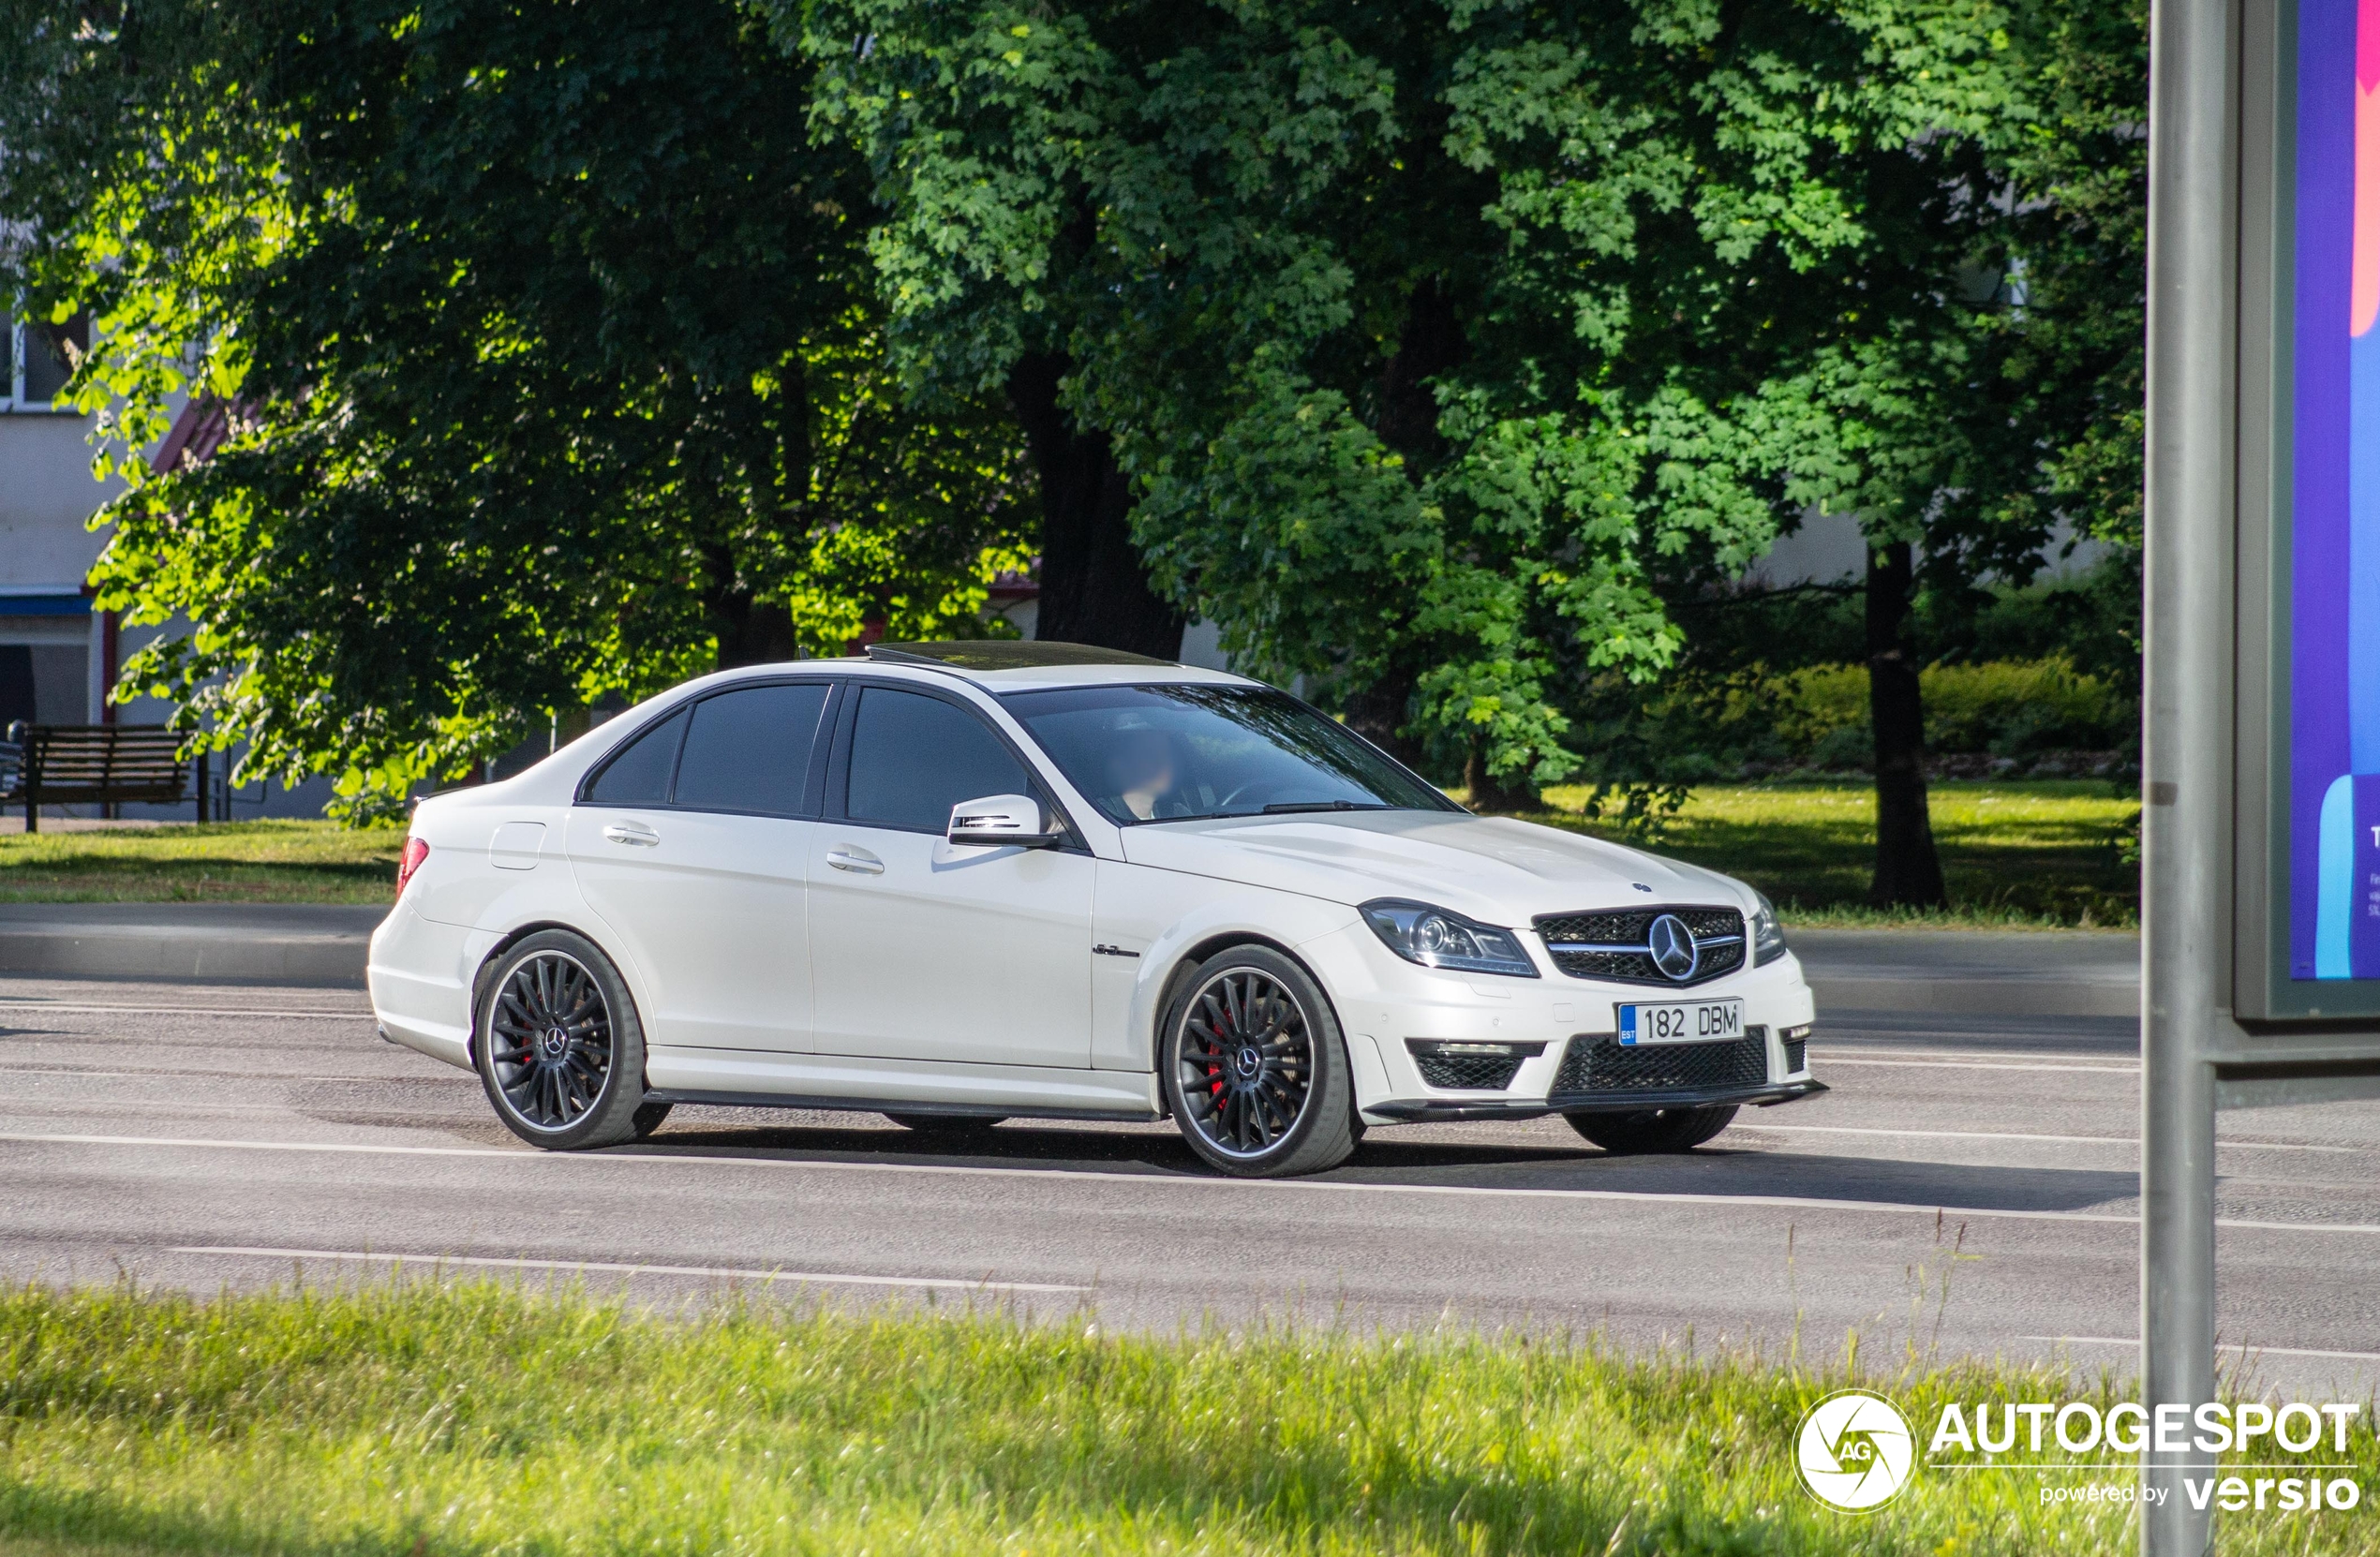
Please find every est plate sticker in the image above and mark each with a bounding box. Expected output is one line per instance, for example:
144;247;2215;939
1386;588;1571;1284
1616;998;1746;1045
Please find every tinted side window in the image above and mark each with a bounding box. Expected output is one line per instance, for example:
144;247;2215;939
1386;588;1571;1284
846;687;1031;832
673;683;831;817
584;708;687;805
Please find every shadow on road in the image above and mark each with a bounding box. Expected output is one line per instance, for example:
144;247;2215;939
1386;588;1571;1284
626;1116;2138;1216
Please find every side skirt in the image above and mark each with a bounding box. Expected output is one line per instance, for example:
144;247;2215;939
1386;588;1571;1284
639;1089;1163;1125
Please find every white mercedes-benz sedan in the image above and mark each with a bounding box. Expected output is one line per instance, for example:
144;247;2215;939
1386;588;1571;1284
369;641;1823;1177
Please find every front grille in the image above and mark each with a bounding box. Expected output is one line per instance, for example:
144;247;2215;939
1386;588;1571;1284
1783;1037;1807;1073
1415;1052;1525;1090
1554;1030;1769;1093
1533;906;1747;986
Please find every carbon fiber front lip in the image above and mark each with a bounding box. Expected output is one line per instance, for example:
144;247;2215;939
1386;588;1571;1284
1361;1076;1827;1123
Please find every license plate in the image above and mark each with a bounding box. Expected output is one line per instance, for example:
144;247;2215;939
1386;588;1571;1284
1616;998;1745;1045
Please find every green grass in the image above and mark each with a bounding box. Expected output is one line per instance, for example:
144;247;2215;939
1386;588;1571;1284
0;822;400;905
0;1281;2358;1557
1521;780;2140;930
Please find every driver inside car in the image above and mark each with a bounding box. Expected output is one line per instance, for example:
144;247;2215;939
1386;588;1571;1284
1108;725;1182;820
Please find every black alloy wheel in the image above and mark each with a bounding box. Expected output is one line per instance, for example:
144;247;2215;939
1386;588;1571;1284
1564;1105;1737;1154
475;929;651;1149
1162;945;1356;1178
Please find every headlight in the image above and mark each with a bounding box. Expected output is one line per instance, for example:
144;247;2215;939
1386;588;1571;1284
1750;891;1789;967
1360;899;1540;978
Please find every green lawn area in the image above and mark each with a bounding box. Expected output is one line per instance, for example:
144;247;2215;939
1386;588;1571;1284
0;822;400;905
1526;780;2140;929
0;1282;2349;1557
0;786;2139;927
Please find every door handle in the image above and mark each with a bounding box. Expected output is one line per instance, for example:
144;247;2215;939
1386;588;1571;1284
602;823;661;848
826;845;884;875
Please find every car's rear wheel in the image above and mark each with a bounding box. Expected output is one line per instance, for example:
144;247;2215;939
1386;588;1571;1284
884;1113;1007;1137
1161;945;1355;1178
476;930;650;1150
1564;1105;1737;1154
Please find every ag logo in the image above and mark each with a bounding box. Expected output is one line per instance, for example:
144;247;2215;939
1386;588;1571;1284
1794;1389;1916;1512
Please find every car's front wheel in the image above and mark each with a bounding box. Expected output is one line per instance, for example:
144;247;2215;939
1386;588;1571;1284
1161;945;1356;1178
1564;1105;1737;1154
475;929;652;1150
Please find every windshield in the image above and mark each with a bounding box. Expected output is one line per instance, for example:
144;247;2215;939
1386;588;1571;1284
999;683;1457;826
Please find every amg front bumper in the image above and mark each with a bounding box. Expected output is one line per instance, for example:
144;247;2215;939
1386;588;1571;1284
1364;1074;1827;1122
1361;1021;1825;1123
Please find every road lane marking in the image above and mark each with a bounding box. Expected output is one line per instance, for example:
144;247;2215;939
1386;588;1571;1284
1818;1047;2142;1075
1816;1056;2140;1075
0;1002;373;1019
168;1245;1087;1294
1732;1122;2360;1154
2;1066;399;1082
2024;1334;2380;1363
11;1129;2380;1235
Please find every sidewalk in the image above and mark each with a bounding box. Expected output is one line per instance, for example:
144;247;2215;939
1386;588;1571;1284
0;903;2143;1013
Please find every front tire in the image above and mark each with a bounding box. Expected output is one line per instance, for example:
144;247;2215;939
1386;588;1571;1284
475;929;651;1150
1564;1105;1737;1154
1161;945;1356;1178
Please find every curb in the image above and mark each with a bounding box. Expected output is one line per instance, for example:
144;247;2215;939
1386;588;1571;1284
0;905;379;986
1805;976;2136;1019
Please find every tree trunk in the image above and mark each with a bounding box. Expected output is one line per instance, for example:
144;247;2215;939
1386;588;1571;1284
1006;353;1184;660
1465;747;1536;813
1345;279;1467;769
1342;672;1424;769
1866;540;1948;908
702;541;798;669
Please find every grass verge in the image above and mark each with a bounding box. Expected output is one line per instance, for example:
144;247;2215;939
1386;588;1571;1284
1526;780;2139;930
0;822;399;905
0;1282;2359;1556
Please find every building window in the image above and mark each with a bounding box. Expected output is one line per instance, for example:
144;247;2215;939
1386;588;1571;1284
2;307;89;411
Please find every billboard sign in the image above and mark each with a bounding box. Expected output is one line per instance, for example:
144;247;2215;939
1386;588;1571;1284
2240;0;2380;1023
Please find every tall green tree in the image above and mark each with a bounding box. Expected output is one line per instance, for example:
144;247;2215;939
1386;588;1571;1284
790;0;2064;900
0;0;1031;817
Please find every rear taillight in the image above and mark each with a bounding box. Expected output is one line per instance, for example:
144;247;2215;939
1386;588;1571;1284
396;836;430;897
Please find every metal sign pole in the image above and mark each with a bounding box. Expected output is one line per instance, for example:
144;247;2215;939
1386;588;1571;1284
2142;0;2234;1550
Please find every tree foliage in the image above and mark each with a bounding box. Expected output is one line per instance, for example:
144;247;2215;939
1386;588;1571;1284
0;0;1032;816
0;0;2146;838
786;0;2125;803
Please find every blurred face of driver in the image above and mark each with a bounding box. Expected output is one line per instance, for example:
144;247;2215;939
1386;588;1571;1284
1112;729;1173;820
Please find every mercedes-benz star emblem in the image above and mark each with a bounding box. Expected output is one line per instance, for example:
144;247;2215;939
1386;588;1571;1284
1647;913;1699;981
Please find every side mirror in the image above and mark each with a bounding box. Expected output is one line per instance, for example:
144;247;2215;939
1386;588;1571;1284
947;793;1064;849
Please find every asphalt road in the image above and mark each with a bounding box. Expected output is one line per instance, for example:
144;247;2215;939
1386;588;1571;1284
4;967;2376;1398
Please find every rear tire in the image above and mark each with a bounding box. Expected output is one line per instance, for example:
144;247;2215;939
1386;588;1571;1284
1564;1105;1737;1154
885;1113;1006;1137
1160;944;1355;1178
475;929;650;1150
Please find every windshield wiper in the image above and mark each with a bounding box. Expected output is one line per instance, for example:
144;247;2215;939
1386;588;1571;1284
1260;800;1385;814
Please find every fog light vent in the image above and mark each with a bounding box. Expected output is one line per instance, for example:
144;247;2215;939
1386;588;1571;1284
1406;1039;1543;1091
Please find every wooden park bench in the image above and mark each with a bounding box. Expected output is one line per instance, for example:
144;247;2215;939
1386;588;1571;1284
1;722;210;831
